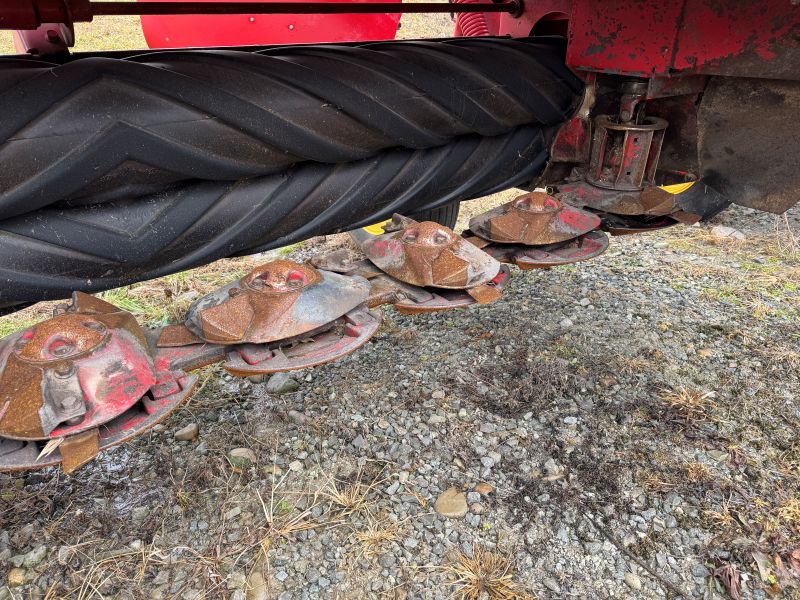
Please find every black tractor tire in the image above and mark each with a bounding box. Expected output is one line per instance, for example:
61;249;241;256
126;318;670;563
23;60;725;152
0;126;551;310
409;201;460;229
0;37;583;219
0;37;584;311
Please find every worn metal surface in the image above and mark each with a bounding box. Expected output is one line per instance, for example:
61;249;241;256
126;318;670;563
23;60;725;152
0;292;156;441
184;260;369;345
223;306;381;376
587;115;668;192
0;373;196;472
597;213;679;236
469;192;600;246
393;267;512;314
526;0;800;79
310;250;510;312
697;76;800;214
475;230;609;270
557;181;686;217
353;216;501;290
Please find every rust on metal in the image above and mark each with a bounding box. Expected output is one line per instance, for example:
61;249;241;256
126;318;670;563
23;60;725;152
477;230;610;269
156;324;204;348
222;306;382;376
0;292;156;441
557;181;685;217
466;284;502;305
184;260;369;345
393;266;512;314
469;192;600;246
59;428;100;474
355;215;501;290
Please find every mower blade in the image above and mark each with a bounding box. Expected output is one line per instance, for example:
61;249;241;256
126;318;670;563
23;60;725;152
469;192;600;245
222;306;381;376
470;231;610;269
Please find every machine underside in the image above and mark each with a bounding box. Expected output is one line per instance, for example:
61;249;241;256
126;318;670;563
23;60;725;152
0;0;798;471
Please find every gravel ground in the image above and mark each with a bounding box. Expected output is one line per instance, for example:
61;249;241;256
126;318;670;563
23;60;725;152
0;194;798;600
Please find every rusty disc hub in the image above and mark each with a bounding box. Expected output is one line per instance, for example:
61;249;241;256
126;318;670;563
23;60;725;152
469;192;601;246
0;293;157;442
184;260;370;345
357;217;501;289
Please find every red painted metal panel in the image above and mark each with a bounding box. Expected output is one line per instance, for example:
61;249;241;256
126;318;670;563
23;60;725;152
565;0;684;76
138;0;401;48
673;0;800;78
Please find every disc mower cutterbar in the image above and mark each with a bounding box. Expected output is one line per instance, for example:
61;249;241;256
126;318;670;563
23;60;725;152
0;216;517;473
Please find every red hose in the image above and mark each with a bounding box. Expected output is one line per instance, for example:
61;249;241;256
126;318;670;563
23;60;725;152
453;0;490;36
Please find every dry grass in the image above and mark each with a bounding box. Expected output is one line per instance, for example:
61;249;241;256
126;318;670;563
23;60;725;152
354;513;401;558
0;0;145;55
444;545;532;600
777;498;800;533
660;387;717;423
684;461;713;483
322;467;385;517
704;498;736;529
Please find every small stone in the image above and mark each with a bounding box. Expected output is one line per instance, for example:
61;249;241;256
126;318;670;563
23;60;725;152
480;456;495;468
378;554;395;569
287;410;308;425
377;418;390;429
225;507;242;521
228;448;257;470
403;538;418;549
543;577;561;593
470;503;484;515
474;482;494;495
386;481;400;495
707;450;729;463
543;458;562;477
131;506;149;524
428;415;446;425
711;225;746;241
579;298;591;307
559;318;574;328
288;460;303;472
246;571;268;600
431;390;446;400
7;568;25;587
174;423;199;442
351;435;367;449
434;487;468;518
625;572;642;590
265;372;300;394
22;545;46;567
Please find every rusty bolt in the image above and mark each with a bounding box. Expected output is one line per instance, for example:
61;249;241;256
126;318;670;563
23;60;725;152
58;395;82;411
54;363;76;378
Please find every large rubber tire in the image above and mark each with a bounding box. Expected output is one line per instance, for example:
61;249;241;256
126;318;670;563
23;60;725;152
0;126;551;310
0;37;582;219
410;201;460;229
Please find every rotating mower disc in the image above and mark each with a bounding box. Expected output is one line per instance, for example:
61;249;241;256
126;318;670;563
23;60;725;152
474;230;610;270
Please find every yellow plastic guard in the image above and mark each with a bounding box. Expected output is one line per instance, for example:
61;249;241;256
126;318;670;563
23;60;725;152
660;181;696;195
362;219;392;235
